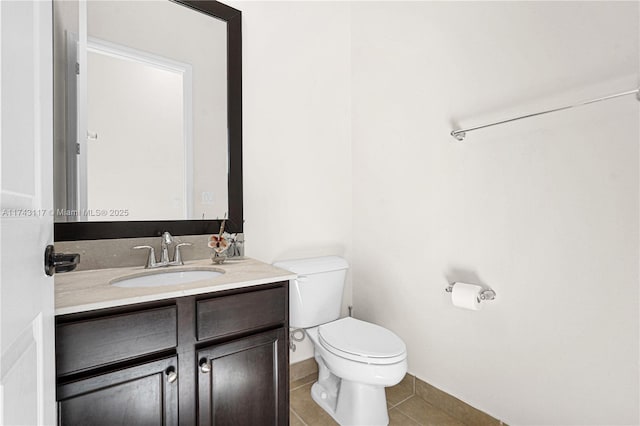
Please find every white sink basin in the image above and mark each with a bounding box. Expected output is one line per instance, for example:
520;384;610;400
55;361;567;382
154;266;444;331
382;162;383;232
111;269;223;288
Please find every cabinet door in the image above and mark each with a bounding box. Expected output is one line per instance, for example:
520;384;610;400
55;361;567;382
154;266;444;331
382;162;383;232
197;328;288;426
57;356;179;426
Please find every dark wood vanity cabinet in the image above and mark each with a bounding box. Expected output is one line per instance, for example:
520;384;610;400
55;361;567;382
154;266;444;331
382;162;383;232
55;282;289;426
57;356;179;426
197;328;287;425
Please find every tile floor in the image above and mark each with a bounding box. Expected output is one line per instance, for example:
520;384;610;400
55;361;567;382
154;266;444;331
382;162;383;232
290;373;465;426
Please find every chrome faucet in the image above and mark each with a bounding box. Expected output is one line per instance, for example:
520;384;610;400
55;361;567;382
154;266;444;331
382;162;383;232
160;231;173;265
134;232;192;268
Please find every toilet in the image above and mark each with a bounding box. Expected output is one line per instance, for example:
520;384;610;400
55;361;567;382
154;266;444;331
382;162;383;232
274;256;407;426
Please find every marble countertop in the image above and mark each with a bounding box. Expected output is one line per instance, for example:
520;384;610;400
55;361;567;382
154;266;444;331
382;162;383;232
55;257;296;316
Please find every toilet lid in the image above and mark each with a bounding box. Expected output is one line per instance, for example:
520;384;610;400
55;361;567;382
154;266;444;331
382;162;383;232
318;317;406;365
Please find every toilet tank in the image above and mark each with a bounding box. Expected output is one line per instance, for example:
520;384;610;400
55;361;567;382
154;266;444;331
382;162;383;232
273;256;349;328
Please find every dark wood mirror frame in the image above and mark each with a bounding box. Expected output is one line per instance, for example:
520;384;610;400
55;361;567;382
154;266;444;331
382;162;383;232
55;0;242;241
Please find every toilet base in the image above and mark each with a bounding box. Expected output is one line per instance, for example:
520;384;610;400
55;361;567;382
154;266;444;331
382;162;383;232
311;378;389;426
304;326;405;426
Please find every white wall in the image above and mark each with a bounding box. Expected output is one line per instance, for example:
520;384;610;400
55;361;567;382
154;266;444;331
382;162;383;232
233;1;353;363
234;1;638;423
351;2;639;425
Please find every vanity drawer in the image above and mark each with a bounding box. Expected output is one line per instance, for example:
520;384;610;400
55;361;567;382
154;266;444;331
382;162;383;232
56;306;177;376
196;285;286;341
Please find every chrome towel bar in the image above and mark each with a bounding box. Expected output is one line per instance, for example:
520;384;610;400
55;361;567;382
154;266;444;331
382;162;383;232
451;87;640;141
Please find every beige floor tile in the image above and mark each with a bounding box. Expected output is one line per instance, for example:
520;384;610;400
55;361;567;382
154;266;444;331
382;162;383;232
291;372;318;391
386;374;415;407
415;378;501;425
389;407;421;426
290;409;307;426
395;396;465;426
290;383;339;426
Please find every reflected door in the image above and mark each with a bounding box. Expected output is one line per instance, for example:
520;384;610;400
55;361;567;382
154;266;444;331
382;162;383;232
84;41;191;221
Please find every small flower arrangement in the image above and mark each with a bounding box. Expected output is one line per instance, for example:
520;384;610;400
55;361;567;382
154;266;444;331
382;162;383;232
208;234;229;253
209;220;229;264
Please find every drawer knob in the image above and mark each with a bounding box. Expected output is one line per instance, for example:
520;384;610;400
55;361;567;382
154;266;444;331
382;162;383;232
199;358;211;374
166;367;178;383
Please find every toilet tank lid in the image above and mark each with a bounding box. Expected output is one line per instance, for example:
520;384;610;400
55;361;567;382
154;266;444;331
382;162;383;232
273;256;348;275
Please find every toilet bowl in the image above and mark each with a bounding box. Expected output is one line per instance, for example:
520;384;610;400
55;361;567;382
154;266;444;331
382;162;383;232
306;317;407;425
309;317;407;386
273;256;408;426
305;318;407;426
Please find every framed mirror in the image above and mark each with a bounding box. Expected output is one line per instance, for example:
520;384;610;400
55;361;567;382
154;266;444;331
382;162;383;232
53;0;242;241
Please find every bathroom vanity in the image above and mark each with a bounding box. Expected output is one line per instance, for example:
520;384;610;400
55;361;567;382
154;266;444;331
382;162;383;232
54;259;294;425
49;0;269;422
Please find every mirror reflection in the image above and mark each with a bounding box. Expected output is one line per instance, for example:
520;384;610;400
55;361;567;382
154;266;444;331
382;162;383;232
54;0;229;222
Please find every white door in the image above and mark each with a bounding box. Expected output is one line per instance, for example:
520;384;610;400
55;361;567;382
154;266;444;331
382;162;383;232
0;1;56;425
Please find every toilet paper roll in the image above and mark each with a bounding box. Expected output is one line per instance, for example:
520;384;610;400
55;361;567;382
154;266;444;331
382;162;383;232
451;282;482;310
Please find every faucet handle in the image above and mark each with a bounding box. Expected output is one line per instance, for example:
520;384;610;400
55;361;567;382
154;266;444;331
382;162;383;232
133;245;157;268
171;243;192;265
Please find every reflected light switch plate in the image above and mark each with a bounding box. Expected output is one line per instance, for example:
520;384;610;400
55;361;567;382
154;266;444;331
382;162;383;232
201;192;214;205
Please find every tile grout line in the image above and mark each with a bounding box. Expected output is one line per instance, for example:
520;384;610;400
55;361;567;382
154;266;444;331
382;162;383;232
289;377;317;392
388;394;416;409
393;402;426;426
387;375;417;409
290;408;309;426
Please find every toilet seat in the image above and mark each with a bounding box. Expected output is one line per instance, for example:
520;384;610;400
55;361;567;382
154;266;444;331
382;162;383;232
318;317;406;365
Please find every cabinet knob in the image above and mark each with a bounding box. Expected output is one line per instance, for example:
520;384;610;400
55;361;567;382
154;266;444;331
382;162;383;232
166;367;178;383
199;358;211;374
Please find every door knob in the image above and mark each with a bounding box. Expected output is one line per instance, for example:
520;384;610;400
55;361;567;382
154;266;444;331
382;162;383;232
44;245;80;276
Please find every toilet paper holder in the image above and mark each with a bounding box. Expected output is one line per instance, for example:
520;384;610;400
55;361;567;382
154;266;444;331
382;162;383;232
445;283;496;301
